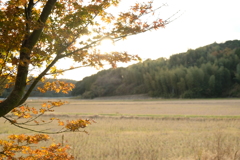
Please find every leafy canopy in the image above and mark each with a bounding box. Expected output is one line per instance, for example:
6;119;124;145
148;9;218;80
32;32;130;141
0;0;174;159
0;0;169;116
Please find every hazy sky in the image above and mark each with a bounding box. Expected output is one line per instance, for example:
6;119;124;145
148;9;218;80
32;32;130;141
57;0;240;80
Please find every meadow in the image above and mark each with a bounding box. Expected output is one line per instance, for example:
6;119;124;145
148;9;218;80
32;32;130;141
1;98;240;159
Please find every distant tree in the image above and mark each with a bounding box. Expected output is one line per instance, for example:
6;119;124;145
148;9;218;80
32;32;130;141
208;75;216;95
236;63;240;83
177;77;186;95
235;48;240;58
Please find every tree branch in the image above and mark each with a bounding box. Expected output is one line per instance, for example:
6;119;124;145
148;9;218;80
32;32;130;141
0;0;57;117
3;116;87;134
18;56;59;106
45;64;92;76
27;0;57;49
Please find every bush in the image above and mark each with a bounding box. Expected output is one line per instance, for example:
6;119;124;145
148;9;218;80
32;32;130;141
82;91;95;99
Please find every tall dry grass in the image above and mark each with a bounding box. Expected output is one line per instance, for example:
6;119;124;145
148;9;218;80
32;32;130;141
1;99;240;159
60;117;240;160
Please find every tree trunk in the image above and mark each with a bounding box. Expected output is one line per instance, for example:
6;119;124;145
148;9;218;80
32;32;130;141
0;0;57;117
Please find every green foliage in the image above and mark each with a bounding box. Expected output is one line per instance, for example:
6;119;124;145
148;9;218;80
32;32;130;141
72;40;240;98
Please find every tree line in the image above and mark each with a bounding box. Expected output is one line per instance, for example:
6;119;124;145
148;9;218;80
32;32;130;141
72;40;240;98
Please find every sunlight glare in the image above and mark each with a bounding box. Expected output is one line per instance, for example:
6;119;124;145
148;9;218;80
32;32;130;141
99;38;115;53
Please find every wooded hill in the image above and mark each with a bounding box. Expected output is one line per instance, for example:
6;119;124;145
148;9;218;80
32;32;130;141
72;40;240;98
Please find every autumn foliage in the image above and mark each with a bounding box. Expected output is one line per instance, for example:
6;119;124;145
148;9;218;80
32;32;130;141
0;0;171;159
1;100;95;159
0;134;73;160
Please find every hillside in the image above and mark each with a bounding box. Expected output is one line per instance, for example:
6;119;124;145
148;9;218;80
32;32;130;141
72;40;240;98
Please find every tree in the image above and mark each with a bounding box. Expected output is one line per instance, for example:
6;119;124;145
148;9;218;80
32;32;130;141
208;75;215;95
0;0;174;158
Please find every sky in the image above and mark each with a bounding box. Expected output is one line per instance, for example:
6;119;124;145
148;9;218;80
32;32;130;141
57;0;240;81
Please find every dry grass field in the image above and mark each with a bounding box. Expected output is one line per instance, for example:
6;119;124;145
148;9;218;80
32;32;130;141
25;98;240;117
1;98;240;159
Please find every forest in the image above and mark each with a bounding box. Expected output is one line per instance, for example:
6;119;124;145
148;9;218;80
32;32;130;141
1;40;239;99
72;40;240;98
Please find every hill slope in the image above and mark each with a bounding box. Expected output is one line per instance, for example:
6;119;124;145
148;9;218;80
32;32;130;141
72;40;240;98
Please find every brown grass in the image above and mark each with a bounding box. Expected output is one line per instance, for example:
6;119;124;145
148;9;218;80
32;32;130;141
1;98;240;159
25;98;240;117
64;118;240;160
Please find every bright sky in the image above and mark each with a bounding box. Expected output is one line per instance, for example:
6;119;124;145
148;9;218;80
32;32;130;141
57;0;240;81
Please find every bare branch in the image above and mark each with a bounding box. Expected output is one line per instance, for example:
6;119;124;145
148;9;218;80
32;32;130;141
3;115;88;134
45;64;92;75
